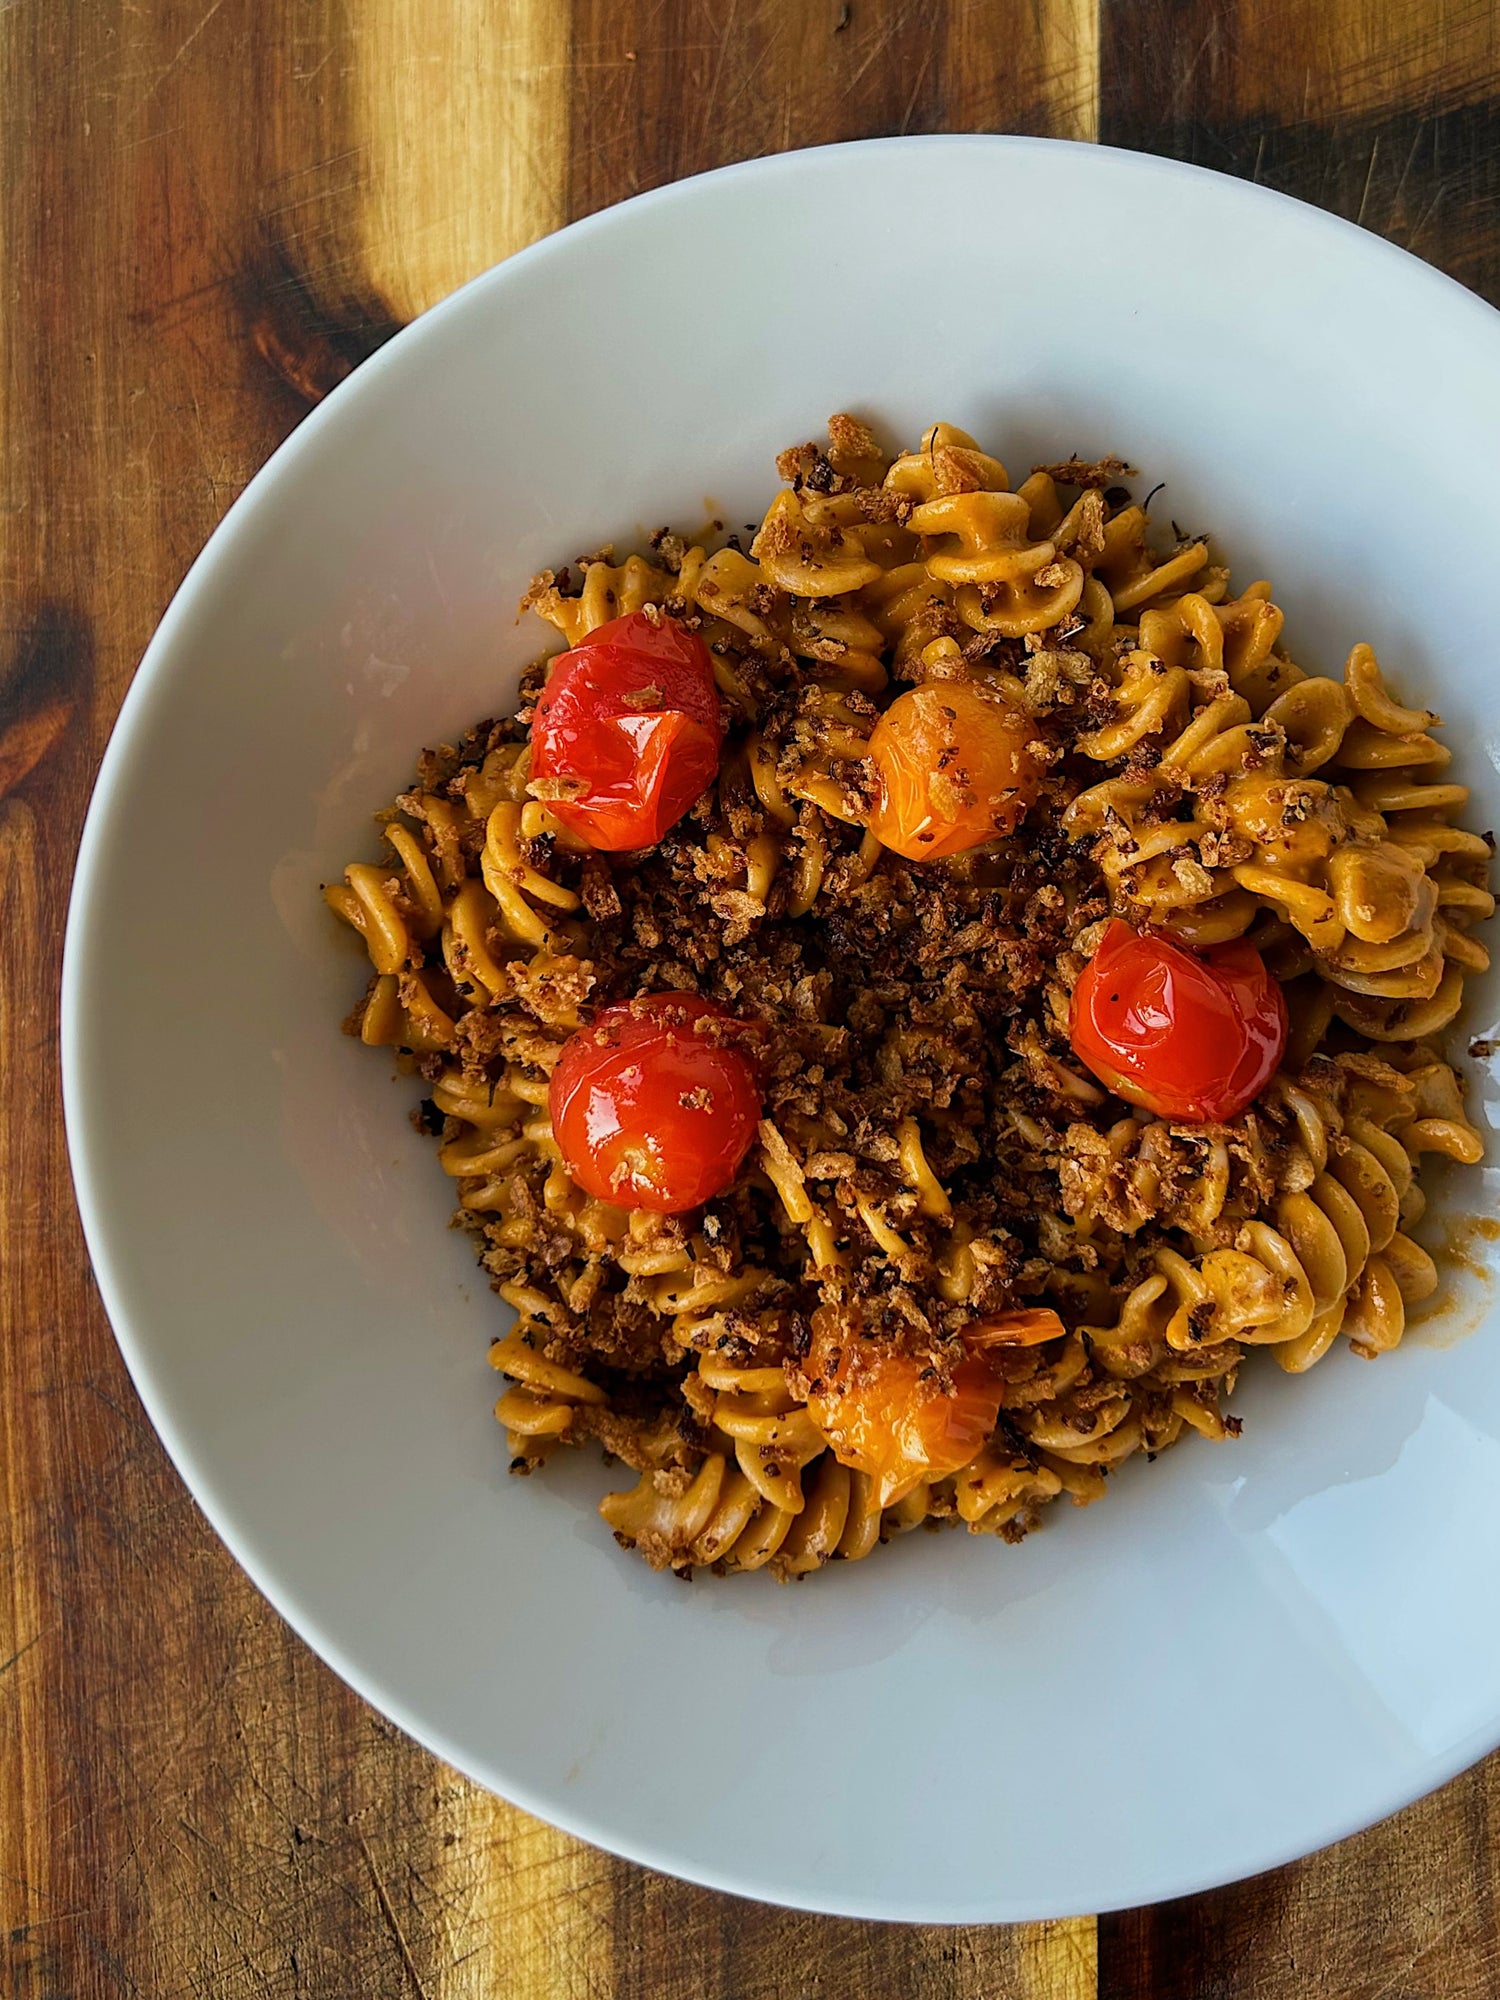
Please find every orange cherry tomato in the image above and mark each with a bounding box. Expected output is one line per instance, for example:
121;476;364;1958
548;994;761;1214
868;680;1040;861
530;611;722;851
805;1308;1062;1507
1069;919;1288;1123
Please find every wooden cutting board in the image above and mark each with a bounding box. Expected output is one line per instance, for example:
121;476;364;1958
4;2;1499;1993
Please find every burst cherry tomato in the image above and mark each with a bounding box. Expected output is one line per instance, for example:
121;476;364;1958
529;611;723;851
805;1308;1063;1507
868;680;1041;861
548;994;761;1213
1069;920;1288;1123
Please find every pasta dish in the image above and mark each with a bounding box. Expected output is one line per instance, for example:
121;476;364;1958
326;417;1492;1577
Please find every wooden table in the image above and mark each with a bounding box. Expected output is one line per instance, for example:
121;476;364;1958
5;2;1499;1993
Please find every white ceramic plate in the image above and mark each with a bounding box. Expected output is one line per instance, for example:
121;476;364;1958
64;136;1500;1922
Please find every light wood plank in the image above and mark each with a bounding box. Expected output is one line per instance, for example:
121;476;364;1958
433;1786;616;2000
352;0;570;322
945;0;1100;141
1021;1918;1100;1999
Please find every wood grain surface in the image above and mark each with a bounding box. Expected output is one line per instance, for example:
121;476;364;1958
3;2;1499;1994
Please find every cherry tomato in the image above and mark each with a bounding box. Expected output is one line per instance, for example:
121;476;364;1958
1069;919;1288;1122
868;680;1040;861
548;993;762;1213
530;611;723;851
805;1309;1062;1507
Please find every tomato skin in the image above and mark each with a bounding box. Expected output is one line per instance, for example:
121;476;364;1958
530;611;723;851
868;680;1040;861
548;994;762;1214
805;1309;1060;1507
1069;920;1288;1123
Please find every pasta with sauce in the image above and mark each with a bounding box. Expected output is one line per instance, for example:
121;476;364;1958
325;416;1492;1578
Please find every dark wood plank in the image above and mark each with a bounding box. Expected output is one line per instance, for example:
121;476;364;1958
1096;3;1500;1993
1101;1780;1500;2000
1099;0;1500;303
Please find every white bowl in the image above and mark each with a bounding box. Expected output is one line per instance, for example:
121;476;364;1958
63;136;1500;1922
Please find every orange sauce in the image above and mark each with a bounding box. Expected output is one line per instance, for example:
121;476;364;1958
1406;1214;1500;1349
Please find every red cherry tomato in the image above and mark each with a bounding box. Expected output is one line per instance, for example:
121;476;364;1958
529;611;722;851
1069;920;1288;1123
548;994;762;1214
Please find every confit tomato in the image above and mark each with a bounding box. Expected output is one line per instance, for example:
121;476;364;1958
530;611;722;851
868;680;1041;861
805;1307;1064;1507
548;994;762;1214
1069;919;1287;1123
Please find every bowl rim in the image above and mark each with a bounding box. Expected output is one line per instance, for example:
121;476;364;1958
60;132;1500;1921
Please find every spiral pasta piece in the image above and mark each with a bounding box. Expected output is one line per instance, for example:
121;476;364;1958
490;1285;609;1464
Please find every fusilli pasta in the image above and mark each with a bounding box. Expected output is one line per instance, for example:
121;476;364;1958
327;417;1492;1579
